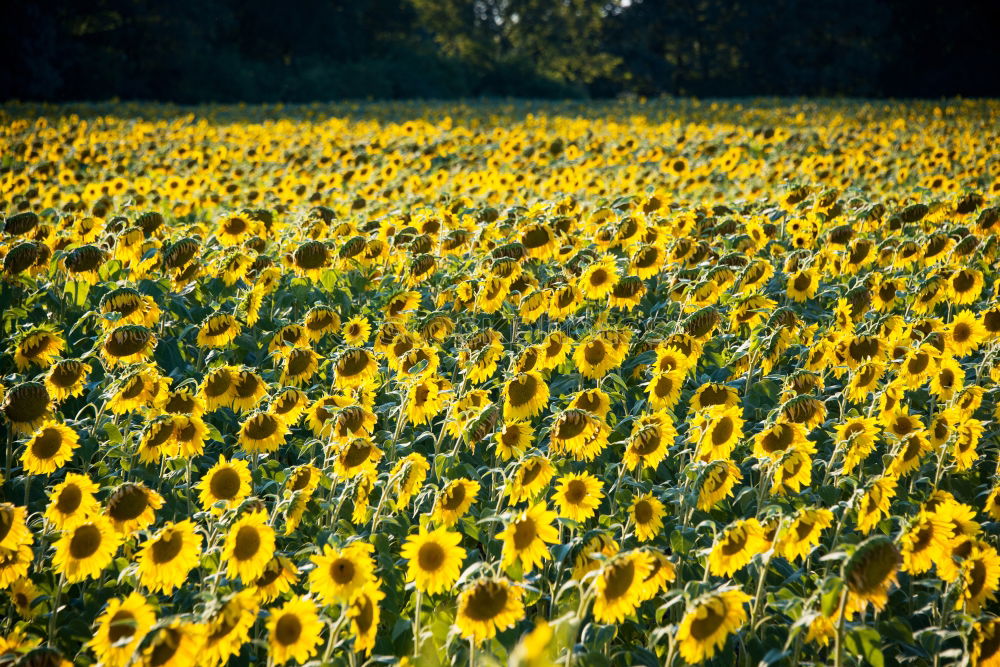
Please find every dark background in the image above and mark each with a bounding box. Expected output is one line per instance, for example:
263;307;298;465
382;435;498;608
3;0;998;103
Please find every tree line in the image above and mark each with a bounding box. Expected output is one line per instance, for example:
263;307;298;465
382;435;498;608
2;0;997;103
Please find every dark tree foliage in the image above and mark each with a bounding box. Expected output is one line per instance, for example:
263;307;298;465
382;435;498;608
1;0;998;102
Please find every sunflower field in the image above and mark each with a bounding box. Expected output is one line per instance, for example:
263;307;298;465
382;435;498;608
1;98;1000;666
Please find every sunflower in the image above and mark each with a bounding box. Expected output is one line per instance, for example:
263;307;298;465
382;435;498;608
254;555;299;603
45;472;100;530
499;502;560;572
949;267;983;304
786;268;818;301
8;577;40;618
1;382;52;435
503;372;549;421
592;550;652;623
929;356;964;400
646;370;684;410
433;478;480;526
280;347;320;386
141;621;204;667
222;510;275;582
303;306;341;341
198;456;251;513
109;365;166;414
888;430;932;477
159;387;206;417
136;520;202;593
334;348;378;389
692;405;743;461
573;333;624;379
53;515;121;583
266;595;324;665
696;460;742;510
389;452;430;509
752;421;806;460
835;416;880;474
857;476;898;534
197;313;241;348
405;376;448;425
454;577;525;643
770;446;813;496
690;382;738;411
568;388;611;419
778;508;833;562
217;214;257;245
573;534;620;581
202;590;259;667
229;368;268;412
401;525;466;595
14;329;64;371
101;325;156;367
946;310;985;356
269;387;309;423
619;412;674;471
578;257;619;300
845;535;899;611
552;472;604;522
630;493;665;542
89;592;156;667
0;504;31;554
953;419;984;471
495;421;534;461
308;541;376;605
846;361;884;403
237;410;288;454
342;315;372;346
21;420;78;475
44;359;90;401
106;482;164;534
348;581;385;655
899;512;953;575
508;456;555;504
708;518;767;577
676;589;751;664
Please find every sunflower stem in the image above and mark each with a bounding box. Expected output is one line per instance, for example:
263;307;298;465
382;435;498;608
833;584;849;667
412;588;423;658
47;573;66;647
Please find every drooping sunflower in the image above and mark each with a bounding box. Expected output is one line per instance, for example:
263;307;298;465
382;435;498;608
308;541;376;605
280;347;320;387
237;410;289;454
334;348;378;389
778;508;833;562
405;376;448;425
303;306;340;341
899;512;954;575
221;510;275;582
140;621;204;667
45;472;100;530
690;382;739;412
433;478;480;526
202;590;259;667
696;460;742;510
21;420;79;475
949;267;984;304
1;382;52;435
752;421;807;460
229;368;268;412
970;617;1000;667
845;535;900;611
389;452;430;509
692;405;744;461
646;370;684;410
13;329;64;371
552;472;604;522
786;267;818;301
676;589;752;664
89;592;156;667
630;493;666;542
136;520;203;593
573;333;625;379
953;419;984;471
348;581;385;655
508;456;555;504
44;359;90;401
100;325;156;367
708;518;768;577
197;313;241;348
455;577;525;643
106;482;164;534
266;595;324;665
252;555;300;604
401;525;467;595
0;504;31;553
53;515;121;583
499;502;560;573
770;446;813;496
109;365;166;415
835;416;880;474
198;456;252;513
624;410;678;470
568;387;612;420
269;387;309;424
592;550;652;623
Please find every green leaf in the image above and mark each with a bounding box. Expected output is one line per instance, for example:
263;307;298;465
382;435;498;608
846;626;884;667
103;421;124;445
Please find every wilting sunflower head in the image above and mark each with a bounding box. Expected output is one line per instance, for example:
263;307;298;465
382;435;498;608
2;381;52;434
844;535;900;611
